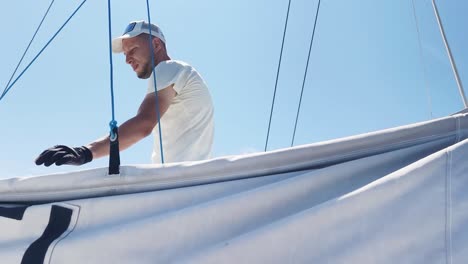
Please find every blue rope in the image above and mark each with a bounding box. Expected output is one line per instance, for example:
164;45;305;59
0;0;88;102
264;0;292;152
291;0;321;147
146;0;165;164
107;0;118;139
1;0;55;98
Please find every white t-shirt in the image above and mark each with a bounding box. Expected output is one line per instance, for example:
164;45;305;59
147;60;214;163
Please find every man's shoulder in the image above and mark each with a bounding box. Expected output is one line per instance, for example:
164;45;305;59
157;60;192;70
149;60;205;94
153;60;192;79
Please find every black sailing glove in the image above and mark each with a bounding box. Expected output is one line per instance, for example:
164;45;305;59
35;145;93;166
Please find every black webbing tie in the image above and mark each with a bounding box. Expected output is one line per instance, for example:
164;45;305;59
109;126;120;175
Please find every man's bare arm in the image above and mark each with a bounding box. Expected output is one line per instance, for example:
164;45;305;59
35;85;176;166
88;84;176;159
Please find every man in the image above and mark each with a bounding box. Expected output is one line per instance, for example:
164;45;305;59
35;21;214;166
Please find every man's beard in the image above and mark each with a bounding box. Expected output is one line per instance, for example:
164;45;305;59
137;61;153;79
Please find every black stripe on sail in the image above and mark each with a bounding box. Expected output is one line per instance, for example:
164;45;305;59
21;205;73;264
0;206;29;220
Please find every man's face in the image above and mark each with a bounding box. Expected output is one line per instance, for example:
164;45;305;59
122;35;153;79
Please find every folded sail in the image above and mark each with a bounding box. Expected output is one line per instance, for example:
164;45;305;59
1;113;467;263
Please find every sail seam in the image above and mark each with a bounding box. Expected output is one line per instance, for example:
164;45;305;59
445;150;453;264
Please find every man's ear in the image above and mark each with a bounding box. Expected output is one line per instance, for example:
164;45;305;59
152;37;163;52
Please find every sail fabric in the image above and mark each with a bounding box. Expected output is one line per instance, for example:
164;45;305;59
1;113;467;263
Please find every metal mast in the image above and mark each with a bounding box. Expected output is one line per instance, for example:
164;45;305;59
432;0;467;108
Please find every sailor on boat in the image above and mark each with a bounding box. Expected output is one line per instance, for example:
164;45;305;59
35;20;214;167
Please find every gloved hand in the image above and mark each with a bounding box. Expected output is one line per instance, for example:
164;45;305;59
35;145;93;166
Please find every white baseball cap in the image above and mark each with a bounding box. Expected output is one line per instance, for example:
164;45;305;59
112;20;166;53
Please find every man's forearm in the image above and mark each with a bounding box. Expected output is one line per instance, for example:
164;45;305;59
86;135;111;160
87;116;154;159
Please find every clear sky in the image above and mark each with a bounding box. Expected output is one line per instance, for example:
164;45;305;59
0;0;466;179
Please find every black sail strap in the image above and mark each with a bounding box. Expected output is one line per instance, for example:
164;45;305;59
109;125;120;175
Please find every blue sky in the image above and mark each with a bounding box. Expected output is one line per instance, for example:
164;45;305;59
0;0;466;178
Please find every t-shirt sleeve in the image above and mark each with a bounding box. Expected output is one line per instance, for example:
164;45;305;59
147;61;189;94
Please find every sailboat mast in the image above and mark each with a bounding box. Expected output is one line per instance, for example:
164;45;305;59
431;0;468;108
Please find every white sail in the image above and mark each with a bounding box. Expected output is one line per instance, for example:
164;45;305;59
1;111;467;263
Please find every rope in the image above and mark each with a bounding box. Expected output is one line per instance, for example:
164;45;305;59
107;0;117;138
107;0;120;175
265;0;292;152
146;0;165;164
0;0;88;102
411;0;433;119
291;0;321;147
1;0;55;99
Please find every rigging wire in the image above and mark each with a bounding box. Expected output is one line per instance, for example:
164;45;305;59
411;0;433;119
0;0;88;102
107;0;120;175
264;0;292;152
1;0;55;99
291;0;321;147
146;0;165;164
